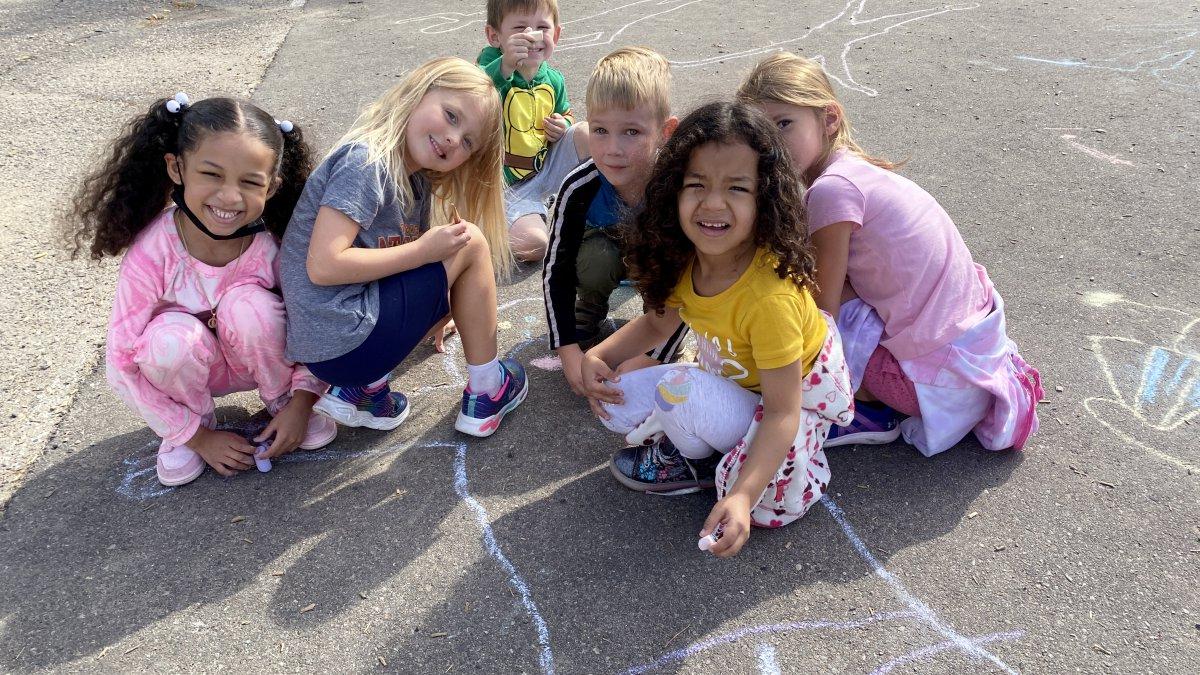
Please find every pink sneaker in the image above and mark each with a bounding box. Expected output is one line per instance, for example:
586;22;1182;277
266;394;338;450
157;439;205;486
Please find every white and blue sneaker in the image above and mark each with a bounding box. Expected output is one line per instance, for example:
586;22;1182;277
454;359;529;437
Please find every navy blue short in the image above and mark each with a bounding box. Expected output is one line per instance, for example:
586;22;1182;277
307;261;450;387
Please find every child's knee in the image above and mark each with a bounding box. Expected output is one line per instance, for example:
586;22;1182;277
575;237;622;295
571;121;590;158
216;285;285;346
136;312;217;380
511;215;548;261
652;367;699;414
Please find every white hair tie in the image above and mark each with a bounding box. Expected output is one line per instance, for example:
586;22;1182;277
276;119;294;134
165;91;190;114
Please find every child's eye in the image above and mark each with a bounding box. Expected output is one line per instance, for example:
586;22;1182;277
242;180;265;188
463;137;474;151
683;182;703;189
593;127;607;135
777;119;791;130
623;129;640;137
445;109;458;125
730;185;751;193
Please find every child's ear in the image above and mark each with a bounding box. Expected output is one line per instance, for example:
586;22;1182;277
551;24;562;42
823;104;843;137
660;116;679;143
164;153;183;185
485;24;502;48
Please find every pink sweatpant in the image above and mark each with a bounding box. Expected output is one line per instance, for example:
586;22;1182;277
131;285;322;445
861;345;921;417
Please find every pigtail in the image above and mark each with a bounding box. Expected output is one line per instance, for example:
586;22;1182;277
66;98;182;259
262;123;315;239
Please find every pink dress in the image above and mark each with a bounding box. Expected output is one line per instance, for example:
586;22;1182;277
806;151;1042;456
105;208;322;447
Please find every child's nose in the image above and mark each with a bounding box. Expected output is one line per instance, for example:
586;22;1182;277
218;184;243;203
701;188;726;210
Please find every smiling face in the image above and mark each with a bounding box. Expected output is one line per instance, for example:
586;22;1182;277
677;140;759;265
487;7;560;69
759;101;836;179
405;87;487;174
166;130;278;236
587;106;676;204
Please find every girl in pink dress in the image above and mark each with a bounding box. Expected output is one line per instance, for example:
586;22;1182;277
738;55;1043;457
69;93;335;486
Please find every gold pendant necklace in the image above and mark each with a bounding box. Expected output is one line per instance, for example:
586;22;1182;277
176;213;250;330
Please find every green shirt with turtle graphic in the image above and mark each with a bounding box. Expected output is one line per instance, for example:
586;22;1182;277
477;45;574;185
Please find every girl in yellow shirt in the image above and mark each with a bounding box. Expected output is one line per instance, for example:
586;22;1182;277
581;101;855;557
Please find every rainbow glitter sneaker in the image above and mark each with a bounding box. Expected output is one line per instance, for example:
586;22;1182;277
314;381;410;431
609;438;720;496
454;359;529;437
824;401;901;448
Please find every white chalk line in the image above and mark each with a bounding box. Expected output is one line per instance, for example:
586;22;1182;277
1083;397;1200;475
1058;134;1134;166
621;612;918;674
820;497;1020;674
437;440;557;674
393;0;978;97
870;630;1026;675
1079;294;1200;474
1015;23;1199;90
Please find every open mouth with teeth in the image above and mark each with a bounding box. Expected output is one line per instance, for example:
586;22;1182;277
696;220;731;236
205;205;244;225
429;136;447;161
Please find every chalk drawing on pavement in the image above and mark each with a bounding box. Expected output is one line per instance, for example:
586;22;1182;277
395;0;980;97
114;293;1026;673
1058;134;1134;167
1017;23;1200;91
1081;292;1200;473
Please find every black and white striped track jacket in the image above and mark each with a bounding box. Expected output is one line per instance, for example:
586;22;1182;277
540;158;689;360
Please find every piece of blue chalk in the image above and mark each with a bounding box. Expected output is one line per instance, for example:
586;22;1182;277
254;443;272;473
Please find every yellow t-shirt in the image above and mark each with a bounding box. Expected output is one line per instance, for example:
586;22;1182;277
669;248;826;393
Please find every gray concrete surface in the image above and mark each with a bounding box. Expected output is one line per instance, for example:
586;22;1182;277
2;0;1198;673
0;0;307;509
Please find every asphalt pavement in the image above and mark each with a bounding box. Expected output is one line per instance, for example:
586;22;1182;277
1;0;1197;672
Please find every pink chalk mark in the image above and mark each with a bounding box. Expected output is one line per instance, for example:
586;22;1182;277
531;355;563;371
1060;134;1134;166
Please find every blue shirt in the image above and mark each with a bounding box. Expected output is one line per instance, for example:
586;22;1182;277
584;173;626;230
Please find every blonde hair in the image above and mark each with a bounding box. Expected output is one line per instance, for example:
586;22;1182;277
736;52;898;184
333;57;511;277
487;0;559;28
585;46;672;122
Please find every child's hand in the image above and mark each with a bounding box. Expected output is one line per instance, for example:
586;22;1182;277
502;30;536;75
419;222;472;263
557;344;587;396
255;391;318;459
543;113;568;143
425;316;457;352
700;493;753;558
188;427;255;477
581;352;624;420
615;353;659;376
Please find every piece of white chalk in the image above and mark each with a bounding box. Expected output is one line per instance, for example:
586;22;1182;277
698;533;718;551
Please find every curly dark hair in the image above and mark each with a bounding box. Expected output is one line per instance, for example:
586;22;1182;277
66;97;315;259
621;100;818;312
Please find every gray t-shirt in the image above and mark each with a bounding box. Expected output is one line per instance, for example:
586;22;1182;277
280;143;431;363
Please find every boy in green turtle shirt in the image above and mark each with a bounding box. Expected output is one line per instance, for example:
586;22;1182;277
478;0;590;262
